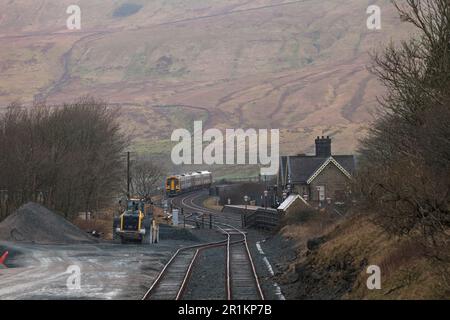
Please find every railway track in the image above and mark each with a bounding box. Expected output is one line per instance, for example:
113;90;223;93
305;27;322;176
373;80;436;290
142;192;264;300
142;240;228;300
175;191;243;227
226;231;264;300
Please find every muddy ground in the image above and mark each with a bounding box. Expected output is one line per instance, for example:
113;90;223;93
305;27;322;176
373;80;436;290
0;224;287;300
0;240;195;300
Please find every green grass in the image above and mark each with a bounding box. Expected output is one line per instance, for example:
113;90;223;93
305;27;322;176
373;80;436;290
154;105;209;132
130;137;261;179
124;49;151;79
132;138;173;154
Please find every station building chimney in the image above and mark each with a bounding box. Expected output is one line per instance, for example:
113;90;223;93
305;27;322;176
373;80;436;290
315;136;332;157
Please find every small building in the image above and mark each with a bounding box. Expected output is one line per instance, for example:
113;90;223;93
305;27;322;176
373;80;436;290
277;194;310;215
222;204;276;215
278;136;355;203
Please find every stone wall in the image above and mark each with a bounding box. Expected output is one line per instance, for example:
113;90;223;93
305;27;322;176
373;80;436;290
309;163;349;202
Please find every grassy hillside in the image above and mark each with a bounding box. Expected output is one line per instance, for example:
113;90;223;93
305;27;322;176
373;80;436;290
277;212;450;299
0;0;413;171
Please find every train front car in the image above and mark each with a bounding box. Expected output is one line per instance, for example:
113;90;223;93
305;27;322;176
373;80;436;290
166;175;181;197
165;171;213;197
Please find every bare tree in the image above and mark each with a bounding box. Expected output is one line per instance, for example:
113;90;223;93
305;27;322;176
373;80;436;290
357;0;450;252
129;158;163;199
0;96;128;220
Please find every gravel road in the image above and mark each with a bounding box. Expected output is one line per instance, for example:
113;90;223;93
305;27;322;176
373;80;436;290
0;201;290;300
0;238;198;300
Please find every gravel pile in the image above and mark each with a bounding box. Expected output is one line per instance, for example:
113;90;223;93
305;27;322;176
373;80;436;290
0;202;97;244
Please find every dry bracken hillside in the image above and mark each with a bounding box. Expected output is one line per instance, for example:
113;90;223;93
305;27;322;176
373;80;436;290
0;0;412;160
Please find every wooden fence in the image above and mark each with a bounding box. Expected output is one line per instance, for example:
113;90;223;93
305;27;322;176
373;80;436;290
242;208;280;230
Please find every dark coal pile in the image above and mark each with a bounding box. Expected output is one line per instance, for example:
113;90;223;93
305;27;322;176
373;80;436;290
0;202;97;244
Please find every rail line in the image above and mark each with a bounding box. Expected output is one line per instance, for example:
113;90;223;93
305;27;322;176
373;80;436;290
176;191;243;227
173;192;265;300
142;239;228;300
143;192;264;300
223;227;264;300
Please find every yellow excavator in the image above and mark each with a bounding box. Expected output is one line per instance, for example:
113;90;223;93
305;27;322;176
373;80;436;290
113;153;171;244
113;198;154;244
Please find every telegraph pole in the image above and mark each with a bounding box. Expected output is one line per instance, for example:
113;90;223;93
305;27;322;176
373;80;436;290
127;151;131;199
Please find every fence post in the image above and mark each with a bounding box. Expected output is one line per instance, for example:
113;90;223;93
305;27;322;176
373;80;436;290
209;214;212;229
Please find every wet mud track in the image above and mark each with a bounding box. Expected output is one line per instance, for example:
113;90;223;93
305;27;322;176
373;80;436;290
0;240;195;300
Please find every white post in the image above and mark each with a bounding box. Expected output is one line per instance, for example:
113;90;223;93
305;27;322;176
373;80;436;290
156;225;160;243
172;209;179;226
149;225;153;244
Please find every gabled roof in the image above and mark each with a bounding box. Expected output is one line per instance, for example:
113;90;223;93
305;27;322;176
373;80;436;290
277;194;310;211
282;154;355;184
306;156;352;184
